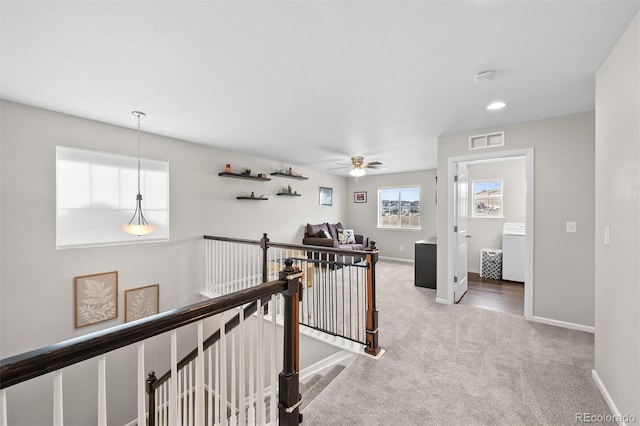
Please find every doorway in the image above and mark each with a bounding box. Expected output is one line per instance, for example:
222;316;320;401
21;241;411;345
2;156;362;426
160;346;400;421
446;149;534;320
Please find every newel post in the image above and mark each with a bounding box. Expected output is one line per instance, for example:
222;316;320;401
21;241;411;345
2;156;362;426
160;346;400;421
146;372;157;426
278;258;303;425
261;233;270;283
365;241;381;356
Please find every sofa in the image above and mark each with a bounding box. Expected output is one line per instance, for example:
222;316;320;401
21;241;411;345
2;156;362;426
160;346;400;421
302;222;368;251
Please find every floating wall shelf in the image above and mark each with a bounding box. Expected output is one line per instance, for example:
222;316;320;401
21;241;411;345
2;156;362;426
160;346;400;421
270;172;308;180
237;196;268;201
277;193;302;197
219;172;271;181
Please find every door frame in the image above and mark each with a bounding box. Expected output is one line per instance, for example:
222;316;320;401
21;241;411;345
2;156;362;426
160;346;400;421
446;148;534;320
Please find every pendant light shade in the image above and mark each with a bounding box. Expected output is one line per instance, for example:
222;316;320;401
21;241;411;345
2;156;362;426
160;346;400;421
121;111;157;236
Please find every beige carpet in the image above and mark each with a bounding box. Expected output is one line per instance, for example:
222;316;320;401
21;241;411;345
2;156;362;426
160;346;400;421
301;260;612;425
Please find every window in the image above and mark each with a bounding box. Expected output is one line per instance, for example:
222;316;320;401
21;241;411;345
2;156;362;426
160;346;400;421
378;186;421;229
56;146;169;248
472;179;503;218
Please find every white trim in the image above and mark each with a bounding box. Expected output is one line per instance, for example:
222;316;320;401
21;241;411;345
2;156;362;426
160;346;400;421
299;350;357;383
379;256;414;263
435;297;450;305
532;316;595;333
447;148;534;319
592;370;632;426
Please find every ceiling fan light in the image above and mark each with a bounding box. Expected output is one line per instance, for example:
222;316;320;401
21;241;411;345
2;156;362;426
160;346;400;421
487;101;507;110
350;168;366;177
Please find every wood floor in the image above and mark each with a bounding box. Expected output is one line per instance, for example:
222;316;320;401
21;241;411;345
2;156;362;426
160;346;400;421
457;272;524;316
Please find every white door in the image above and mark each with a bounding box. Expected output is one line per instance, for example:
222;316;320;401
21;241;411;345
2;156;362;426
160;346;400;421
453;163;469;302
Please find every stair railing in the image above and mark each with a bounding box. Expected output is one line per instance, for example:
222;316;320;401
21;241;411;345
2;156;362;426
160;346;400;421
0;260;303;426
203;233;380;356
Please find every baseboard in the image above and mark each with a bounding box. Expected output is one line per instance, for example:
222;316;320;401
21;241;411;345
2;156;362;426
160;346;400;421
435;297;450;305
378;256;414;263
591;370;634;426
532;316;595;333
300;350;357;383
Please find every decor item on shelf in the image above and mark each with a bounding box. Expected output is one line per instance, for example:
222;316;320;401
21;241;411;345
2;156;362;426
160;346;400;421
288;184;292;193
288;166;293;175
258;173;266;178
121;111;157;236
242;167;251;176
250;192;255;198
225;163;231;172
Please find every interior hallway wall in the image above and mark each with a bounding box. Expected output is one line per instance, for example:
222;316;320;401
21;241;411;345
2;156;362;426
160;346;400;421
0;100;347;425
437;112;595;328
594;10;640;420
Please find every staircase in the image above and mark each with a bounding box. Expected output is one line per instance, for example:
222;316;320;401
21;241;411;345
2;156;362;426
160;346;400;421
300;364;346;413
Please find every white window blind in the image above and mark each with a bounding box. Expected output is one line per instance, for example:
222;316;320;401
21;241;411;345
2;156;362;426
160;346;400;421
56;146;169;248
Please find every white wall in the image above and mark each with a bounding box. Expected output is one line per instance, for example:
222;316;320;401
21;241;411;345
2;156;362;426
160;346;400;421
345;169;437;261
0;100;347;425
437;112;596;327
467;158;526;273
594;11;640;420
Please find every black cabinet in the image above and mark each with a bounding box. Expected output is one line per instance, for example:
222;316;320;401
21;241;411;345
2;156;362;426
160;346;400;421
415;238;437;289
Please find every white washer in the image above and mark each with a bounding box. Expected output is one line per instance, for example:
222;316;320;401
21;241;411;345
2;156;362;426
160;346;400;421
502;223;525;282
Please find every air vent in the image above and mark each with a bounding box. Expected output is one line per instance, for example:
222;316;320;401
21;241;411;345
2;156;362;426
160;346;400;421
469;131;505;150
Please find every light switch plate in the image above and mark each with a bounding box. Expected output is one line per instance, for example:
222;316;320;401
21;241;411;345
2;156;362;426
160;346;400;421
566;221;577;233
604;226;610;246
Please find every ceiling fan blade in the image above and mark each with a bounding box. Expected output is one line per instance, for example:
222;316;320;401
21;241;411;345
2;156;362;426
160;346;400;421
364;161;383;168
327;165;350;170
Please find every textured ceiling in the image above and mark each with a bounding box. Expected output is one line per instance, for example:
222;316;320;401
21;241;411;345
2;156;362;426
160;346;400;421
2;1;639;176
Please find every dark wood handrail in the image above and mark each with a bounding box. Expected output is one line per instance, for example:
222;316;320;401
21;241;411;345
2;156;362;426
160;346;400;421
203;234;372;257
0;280;288;390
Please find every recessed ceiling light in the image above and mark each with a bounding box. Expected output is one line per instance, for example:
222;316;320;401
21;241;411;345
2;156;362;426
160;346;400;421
487;101;506;110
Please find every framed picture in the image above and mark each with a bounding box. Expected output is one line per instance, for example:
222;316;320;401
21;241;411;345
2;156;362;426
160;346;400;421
75;271;118;328
472;179;504;218
319;187;333;206
354;191;367;203
125;284;159;322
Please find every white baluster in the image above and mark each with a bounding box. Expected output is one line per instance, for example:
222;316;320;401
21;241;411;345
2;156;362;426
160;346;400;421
196;321;205;426
53;370;63;426
1;388;7;426
170;330;178;426
177;365;182;426
269;297;277;424
157;383;163;426
220;312;228;426
137;343;145;426
247;314;255;426
214;341;220;426
188;361;193;426
256;299;265;425
207;347;213;426
230;328;237;426
238;305;246;426
98;355;107;426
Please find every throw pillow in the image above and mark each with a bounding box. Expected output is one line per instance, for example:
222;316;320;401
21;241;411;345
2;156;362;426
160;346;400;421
337;229;356;244
319;229;332;239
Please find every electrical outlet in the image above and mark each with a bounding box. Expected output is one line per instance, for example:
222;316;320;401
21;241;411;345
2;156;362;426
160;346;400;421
399;245;404;251
604;226;610;246
566;221;577;233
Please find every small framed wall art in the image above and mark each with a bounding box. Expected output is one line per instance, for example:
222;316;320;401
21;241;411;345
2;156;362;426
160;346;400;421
125;284;159;322
74;271;118;328
319;186;333;206
354;191;367;203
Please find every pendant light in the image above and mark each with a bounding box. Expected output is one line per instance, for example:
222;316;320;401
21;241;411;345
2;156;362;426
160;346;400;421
121;111;158;236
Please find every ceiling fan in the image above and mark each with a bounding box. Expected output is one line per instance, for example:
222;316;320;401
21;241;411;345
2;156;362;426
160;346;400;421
329;156;383;177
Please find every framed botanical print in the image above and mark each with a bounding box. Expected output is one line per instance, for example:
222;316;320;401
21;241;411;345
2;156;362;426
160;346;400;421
75;271;118;328
125;284;159;322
